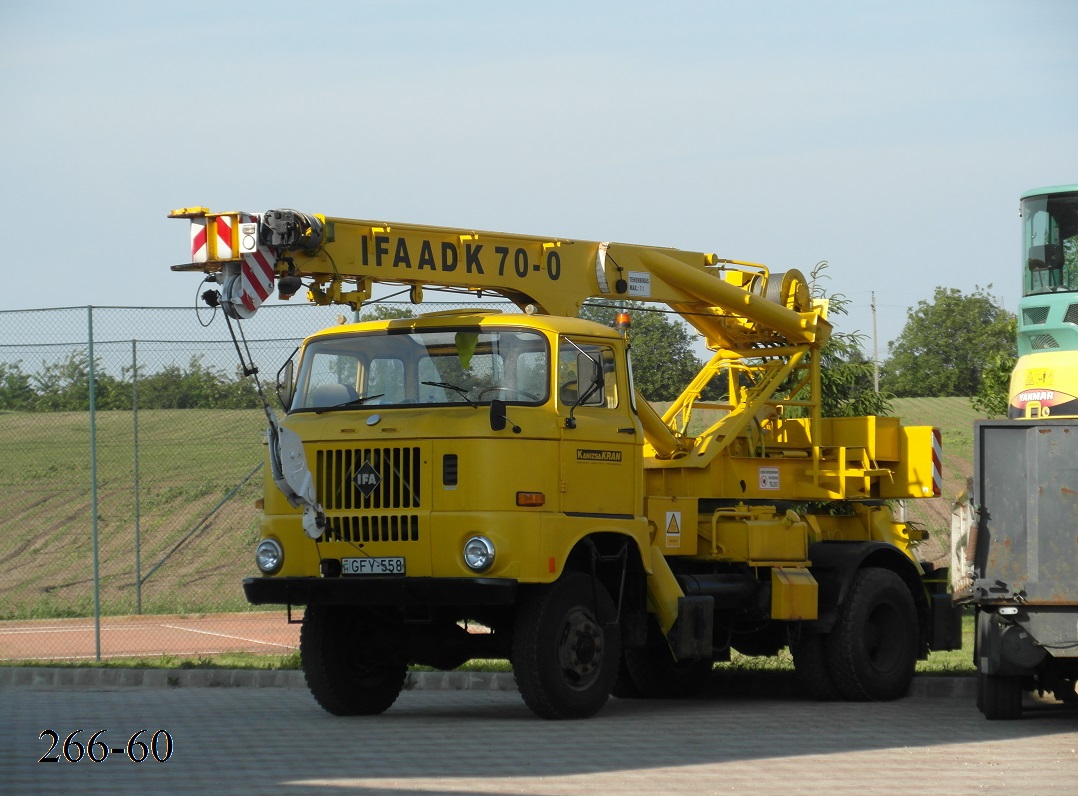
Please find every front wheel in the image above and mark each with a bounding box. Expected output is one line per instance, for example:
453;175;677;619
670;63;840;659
301;605;407;716
826;567;917;701
512;573;621;719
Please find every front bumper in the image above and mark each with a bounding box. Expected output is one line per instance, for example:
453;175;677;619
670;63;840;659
243;575;518;607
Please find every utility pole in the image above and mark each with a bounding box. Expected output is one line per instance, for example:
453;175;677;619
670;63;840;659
871;291;879;393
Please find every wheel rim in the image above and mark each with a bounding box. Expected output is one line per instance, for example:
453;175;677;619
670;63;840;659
339;624;401;686
556;605;605;690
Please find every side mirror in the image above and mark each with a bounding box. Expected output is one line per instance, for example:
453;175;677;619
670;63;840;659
276;358;295;410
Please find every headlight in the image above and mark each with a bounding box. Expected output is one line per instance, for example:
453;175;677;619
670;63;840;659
255;538;284;574
462;535;495;573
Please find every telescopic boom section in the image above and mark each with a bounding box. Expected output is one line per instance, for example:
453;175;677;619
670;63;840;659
169;207;829;351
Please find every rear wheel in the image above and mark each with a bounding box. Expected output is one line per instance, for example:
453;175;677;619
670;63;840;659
792;632;840;701
979;670;1023;720
826;567;917;701
301;605;407;716
512;573;620;719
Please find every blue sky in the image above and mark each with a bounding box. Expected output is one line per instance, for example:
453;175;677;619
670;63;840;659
1;0;1076;354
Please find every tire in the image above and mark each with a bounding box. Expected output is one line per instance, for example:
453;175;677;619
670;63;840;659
979;670;1023;720
301;604;407;716
974;611;984;714
791;632;841;701
512;573;621;719
624;616;713;699
826;567;917;701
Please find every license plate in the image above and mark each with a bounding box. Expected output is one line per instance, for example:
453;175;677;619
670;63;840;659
341;556;405;576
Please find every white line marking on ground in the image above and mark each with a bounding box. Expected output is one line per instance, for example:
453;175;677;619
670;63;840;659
162;625;297;650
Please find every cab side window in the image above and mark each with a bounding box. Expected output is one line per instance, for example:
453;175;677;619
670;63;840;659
558;341;618;409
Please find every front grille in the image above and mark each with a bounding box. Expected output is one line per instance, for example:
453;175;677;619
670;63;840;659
1065;304;1078;325
323;514;420;543
316;446;422;510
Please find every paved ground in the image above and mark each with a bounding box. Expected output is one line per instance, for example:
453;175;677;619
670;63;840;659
2;676;1076;795
0;612;299;661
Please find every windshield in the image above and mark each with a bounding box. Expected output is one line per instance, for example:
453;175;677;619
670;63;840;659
1022;190;1078;296
291;327;550;412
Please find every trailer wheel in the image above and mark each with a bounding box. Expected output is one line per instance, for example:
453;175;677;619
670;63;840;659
827;567;917;701
623;616;713;699
301;605;407;716
791;632;840;701
979;671;1023;720
512;573;620;719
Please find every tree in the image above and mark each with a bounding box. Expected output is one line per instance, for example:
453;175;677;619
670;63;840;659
31;351;128;411
971;315;1018;417
135;356;259;410
810;263;893;418
355;304;416;322
578;302;700;401
0;361;34;411
882;286;1015;398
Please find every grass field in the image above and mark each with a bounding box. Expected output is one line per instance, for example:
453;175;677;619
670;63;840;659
890;397;985;565
0;397;985;622
0;408;267;620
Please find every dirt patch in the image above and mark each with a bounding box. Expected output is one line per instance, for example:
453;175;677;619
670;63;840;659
0;611;299;661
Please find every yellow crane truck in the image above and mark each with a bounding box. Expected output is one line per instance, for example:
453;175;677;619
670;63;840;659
171;206;959;719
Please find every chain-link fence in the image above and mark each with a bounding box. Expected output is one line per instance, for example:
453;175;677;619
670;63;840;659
0;302;949;663
0;302;508;663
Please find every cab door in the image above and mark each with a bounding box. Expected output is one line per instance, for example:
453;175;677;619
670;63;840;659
557;338;642;517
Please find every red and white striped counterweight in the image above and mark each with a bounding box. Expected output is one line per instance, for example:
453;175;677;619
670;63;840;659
183;211;277;319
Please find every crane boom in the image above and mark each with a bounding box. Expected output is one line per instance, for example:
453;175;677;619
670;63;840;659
169;207;829;353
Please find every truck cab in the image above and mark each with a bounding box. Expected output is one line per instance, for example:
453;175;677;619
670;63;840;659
254;310;646;590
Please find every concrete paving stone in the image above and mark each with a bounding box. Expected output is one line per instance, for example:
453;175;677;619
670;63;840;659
1;684;1075;796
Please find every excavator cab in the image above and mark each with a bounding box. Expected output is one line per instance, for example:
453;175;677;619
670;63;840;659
1011;185;1078;418
1022;188;1078;296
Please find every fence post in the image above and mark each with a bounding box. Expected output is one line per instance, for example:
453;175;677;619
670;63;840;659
132;339;142;614
89;306;101;661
